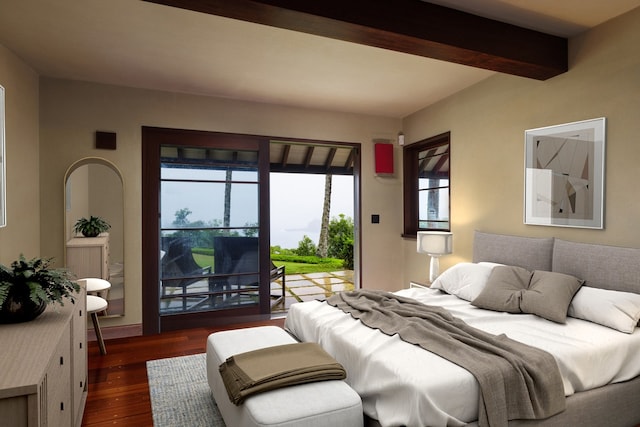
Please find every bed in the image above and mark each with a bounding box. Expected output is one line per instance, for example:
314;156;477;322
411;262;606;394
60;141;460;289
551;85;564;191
284;231;640;427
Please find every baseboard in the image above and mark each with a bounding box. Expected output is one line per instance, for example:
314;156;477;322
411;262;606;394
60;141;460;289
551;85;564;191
87;323;142;341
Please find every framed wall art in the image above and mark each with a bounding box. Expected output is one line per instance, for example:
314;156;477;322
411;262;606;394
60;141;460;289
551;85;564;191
0;85;5;228
524;117;606;229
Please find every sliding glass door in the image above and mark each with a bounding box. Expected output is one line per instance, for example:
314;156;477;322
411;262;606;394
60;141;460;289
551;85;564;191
160;147;261;313
142;127;271;333
142;127;361;334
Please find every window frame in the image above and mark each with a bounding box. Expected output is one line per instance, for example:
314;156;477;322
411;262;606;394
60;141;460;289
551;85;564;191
142;126;270;334
402;132;451;236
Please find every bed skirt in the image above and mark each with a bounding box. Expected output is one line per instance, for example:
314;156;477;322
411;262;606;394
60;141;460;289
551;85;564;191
363;375;640;427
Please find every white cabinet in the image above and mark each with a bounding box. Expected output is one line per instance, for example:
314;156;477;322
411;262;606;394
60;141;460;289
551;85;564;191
46;326;73;427
66;234;110;280
72;295;88;420
0;289;87;427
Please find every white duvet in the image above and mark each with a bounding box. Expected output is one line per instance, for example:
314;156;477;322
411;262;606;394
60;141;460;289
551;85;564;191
284;287;640;427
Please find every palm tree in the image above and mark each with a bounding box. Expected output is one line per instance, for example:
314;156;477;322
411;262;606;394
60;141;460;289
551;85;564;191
223;168;232;235
317;174;332;258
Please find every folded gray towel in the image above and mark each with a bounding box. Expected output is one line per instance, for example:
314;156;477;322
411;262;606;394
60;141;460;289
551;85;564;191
219;342;346;405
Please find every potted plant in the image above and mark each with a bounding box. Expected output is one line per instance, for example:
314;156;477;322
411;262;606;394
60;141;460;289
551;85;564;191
0;255;80;323
73;215;111;237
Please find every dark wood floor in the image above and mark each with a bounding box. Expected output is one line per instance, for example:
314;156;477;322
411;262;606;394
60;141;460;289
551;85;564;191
81;318;286;426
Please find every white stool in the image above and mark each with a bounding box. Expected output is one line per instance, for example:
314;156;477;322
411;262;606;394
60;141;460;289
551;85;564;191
87;295;108;355
81;278;111;315
84;277;111;296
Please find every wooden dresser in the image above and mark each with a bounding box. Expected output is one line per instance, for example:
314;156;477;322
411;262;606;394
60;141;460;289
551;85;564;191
66;234;110;280
0;289;87;427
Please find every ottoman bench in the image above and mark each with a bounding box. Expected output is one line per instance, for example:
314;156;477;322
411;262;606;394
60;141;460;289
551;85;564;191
206;325;363;427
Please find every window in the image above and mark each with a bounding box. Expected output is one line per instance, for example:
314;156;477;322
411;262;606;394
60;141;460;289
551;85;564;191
403;132;450;236
159;147;261;315
142;127;270;334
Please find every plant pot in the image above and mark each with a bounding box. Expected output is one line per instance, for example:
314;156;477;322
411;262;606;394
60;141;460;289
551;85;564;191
0;291;47;324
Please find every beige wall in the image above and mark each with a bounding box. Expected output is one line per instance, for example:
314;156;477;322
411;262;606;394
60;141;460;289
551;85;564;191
402;7;640;285
38;80;402;328
0;44;40;264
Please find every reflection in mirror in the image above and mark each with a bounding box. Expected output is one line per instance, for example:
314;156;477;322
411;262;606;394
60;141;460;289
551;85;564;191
64;158;124;317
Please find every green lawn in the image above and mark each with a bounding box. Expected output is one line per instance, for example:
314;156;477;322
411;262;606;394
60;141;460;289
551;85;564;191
191;252;345;274
192;253;214;269
273;259;344;274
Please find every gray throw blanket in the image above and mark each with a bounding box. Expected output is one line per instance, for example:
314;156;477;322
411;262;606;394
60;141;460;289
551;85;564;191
326;290;565;427
219;342;346;405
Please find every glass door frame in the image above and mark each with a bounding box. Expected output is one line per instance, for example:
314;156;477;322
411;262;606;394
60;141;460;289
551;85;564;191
142;127;271;334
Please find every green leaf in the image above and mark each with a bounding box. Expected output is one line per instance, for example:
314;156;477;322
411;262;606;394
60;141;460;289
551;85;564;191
0;282;10;306
28;282;49;305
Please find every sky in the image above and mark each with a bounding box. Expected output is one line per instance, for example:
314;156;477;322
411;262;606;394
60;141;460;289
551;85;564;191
161;172;354;250
269;173;354;249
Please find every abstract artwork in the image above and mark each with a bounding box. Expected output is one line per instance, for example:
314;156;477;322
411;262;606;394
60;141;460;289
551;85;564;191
524;118;605;229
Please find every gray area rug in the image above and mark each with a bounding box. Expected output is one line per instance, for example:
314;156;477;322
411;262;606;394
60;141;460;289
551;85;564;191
147;353;226;427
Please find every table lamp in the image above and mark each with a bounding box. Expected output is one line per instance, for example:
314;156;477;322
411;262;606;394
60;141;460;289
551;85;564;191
417;231;453;282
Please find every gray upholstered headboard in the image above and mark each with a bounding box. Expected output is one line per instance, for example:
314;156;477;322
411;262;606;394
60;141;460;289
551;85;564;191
472;231;554;271
473;231;640;295
552;239;640;294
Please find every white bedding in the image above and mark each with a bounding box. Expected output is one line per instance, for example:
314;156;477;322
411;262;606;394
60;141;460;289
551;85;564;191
284;287;640;427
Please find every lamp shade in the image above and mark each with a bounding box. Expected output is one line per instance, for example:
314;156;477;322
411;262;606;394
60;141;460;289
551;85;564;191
417;231;453;255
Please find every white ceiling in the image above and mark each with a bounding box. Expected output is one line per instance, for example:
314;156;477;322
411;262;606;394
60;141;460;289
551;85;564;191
0;0;638;118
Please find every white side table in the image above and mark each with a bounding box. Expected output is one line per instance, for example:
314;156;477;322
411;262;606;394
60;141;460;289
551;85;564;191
409;281;430;289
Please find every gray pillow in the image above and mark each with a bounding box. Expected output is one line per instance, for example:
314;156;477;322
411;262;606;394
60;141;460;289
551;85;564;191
471;266;584;323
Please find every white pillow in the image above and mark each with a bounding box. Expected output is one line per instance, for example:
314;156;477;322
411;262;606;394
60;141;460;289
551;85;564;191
568;287;640;333
431;262;498;301
478;262;506;268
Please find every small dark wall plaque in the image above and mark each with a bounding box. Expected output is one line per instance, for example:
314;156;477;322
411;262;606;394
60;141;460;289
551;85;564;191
95;131;116;150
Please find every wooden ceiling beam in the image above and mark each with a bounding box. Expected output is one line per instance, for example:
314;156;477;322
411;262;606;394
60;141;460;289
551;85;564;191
144;0;567;80
345;149;355;171
303;146;315;169
324;148;337;171
280;144;291;168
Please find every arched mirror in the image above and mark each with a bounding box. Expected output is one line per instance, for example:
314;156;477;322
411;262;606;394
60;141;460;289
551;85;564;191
64;157;124;317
